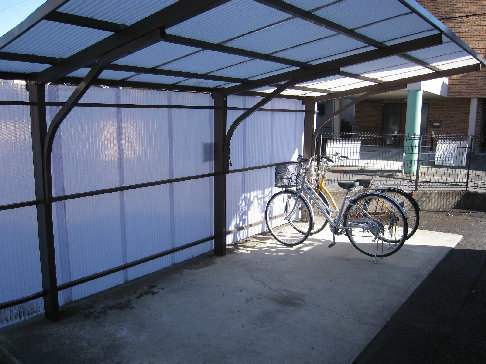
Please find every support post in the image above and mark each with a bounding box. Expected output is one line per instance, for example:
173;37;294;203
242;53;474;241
212;93;227;256
27;81;60;321
404;89;423;175
303;98;316;159
333;98;341;138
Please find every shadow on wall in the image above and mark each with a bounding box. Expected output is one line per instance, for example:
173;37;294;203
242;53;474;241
413;191;486;211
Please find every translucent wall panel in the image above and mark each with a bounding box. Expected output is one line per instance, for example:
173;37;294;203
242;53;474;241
124;185;172;281
227;96;304;169
173;178;214;263
53;193;124;305
0;105;36;205
226;168;276;244
226;96;304;244
0;207;44;327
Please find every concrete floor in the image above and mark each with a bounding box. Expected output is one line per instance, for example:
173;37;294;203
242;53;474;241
0;228;461;364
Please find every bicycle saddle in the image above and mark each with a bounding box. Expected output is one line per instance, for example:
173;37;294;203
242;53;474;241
338;181;359;190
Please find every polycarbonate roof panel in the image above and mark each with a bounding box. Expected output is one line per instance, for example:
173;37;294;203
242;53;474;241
160;50;250;74
310;46;376;65
431;54;479;71
127;74;188;84
1;21;112;58
211;59;288;79
343;56;410;75
177;79;227;88
58;0;179;26
283;0;337;11
358;13;435;42
384;29;440;46
0;60;50;73
225;18;336;54
98;70;137;80
274;34;368;62
167;0;290;43
299;76;376;92
248;65;299;80
114;42;200;68
313;0;411;29
370;65;434;81
407;41;465;61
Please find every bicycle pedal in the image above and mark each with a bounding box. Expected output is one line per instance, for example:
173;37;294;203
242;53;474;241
328;242;336;248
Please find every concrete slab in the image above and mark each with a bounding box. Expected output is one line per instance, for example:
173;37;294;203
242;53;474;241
0;229;461;364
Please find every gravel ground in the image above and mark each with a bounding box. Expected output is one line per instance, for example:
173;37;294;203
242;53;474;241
354;209;486;364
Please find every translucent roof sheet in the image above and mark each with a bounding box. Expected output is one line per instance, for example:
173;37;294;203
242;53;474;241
167;0;289;43
313;0;411;29
211;59;287;79
225;18;335;54
274;34;368;62
0;0;483;99
358;13;435;43
160;50;250;74
0;60;49;73
58;0;179;26
115;42;200;68
2;21;112;58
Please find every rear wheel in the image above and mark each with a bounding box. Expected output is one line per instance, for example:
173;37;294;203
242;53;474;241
344;192;408;257
375;187;420;240
265;190;313;246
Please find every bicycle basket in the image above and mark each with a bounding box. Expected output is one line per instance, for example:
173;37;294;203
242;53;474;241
275;162;300;188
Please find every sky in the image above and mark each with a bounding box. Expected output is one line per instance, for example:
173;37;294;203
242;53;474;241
0;0;48;37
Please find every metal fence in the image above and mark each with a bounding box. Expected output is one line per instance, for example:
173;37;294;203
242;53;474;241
314;133;486;192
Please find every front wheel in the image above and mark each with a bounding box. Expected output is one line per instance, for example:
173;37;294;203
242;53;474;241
265;190;313;246
344;192;408;257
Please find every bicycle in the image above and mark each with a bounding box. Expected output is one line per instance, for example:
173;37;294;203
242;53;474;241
265;156;409;262
308;155;420;239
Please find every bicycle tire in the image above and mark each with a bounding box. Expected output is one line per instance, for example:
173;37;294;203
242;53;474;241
343;192;408;258
265;190;313;246
309;191;330;235
375;187;420;240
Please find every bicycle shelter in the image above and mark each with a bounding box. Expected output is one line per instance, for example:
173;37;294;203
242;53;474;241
0;0;485;323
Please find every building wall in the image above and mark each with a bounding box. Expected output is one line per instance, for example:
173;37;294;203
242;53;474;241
417;0;486;97
355;98;472;136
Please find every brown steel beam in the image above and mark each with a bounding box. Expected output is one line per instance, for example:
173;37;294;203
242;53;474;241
36;0;231;84
212;92;227;256
222;33;443;95
27;81;60;321
44;11;125;32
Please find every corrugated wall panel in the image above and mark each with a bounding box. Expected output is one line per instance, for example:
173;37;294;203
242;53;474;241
226;95;304;244
0;82;43;327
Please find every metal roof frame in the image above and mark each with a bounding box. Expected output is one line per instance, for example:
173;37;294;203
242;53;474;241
0;0;483;98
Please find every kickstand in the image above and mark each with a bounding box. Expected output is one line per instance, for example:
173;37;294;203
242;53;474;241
328;233;336;248
373;253;382;264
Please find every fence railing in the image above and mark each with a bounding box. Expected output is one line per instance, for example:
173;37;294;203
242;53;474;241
314;133;486;192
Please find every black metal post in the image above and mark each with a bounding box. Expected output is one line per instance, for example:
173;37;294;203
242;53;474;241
466;135;473;191
212;92;227;256
27;81;60;321
414;134;422;191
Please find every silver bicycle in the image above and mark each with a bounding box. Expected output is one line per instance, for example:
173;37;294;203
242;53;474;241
265;155;409;261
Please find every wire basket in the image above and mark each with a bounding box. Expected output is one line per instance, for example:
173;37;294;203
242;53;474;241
275;162;301;188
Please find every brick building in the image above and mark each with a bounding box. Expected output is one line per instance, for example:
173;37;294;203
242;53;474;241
353;0;486;148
